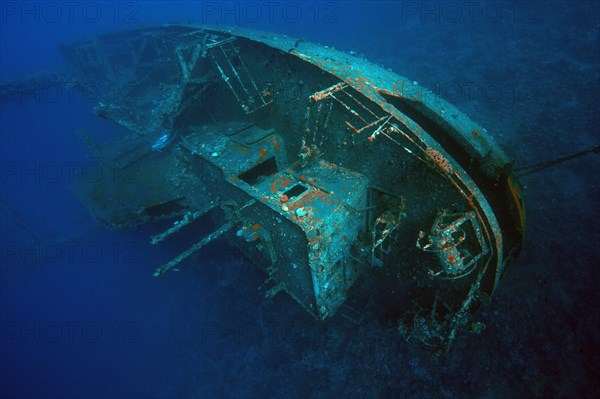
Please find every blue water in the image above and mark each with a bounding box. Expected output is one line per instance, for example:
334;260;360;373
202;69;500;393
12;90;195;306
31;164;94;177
1;1;599;398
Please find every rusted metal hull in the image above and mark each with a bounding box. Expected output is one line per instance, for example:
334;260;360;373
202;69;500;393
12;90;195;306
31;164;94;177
63;25;524;350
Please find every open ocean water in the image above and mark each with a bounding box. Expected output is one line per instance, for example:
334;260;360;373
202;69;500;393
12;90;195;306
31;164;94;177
1;1;599;398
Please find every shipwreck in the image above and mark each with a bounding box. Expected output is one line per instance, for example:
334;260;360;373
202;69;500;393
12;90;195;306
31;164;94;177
54;25;524;350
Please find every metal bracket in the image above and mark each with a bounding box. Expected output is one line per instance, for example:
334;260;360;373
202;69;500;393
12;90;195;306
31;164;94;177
208;38;272;114
308;82;388;136
371;209;404;267
417;210;488;278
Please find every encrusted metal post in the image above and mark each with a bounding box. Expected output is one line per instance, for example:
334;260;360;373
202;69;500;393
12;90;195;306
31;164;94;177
150;203;219;245
153;221;234;278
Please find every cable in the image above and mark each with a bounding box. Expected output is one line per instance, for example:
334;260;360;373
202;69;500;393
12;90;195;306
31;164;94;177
517;144;600;177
